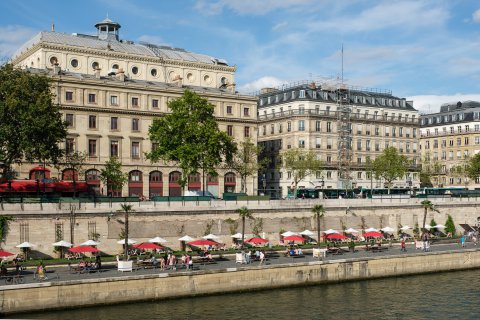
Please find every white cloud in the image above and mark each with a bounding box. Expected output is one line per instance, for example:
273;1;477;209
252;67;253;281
0;25;37;59
407;94;480;114
272;21;288;31
237;76;287;94
137;35;170;47
195;0;315;15
473;9;480;23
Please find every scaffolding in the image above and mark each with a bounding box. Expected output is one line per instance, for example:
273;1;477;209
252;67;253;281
336;84;352;189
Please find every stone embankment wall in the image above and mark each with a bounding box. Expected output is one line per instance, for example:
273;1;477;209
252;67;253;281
1;248;479;315
1;198;479;256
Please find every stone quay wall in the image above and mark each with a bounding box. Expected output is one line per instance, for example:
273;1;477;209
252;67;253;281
1;248;479;315
1;197;480;257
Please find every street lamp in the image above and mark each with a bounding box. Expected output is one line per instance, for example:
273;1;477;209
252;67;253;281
69;204;76;245
407;176;413;197
262;173;266;196
320;177;325;199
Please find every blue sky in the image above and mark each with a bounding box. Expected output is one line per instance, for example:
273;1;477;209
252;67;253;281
1;0;480;113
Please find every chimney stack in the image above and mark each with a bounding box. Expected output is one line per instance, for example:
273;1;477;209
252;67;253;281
116;68;125;82
52;63;61;75
94;68;101;79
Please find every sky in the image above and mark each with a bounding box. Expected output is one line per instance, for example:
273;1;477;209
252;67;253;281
1;0;480;114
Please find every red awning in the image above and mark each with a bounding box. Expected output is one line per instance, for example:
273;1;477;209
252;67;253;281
69;246;100;253
30;166;51;172
326;233;348;240
245;237;269;244
283;235;305;242
133;242;162;249
188;239;217;246
363;231;383;238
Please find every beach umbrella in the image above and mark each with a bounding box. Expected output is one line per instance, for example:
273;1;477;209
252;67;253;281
381;227;395;233
423;224;432;230
365;227;379;232
326;233;348;240
324;229;340;235
434;224;446;229
69;246;99;253
52;240;73;247
188;239;217;246
300;230;315;236
400;226;411;231
133;242;162;250
363;231;383;238
117;239;137;245
178;235;194;242
245;237;269;244
345;228;359;233
283;235;305;242
80;240;100;246
0;250;14;257
230;233;243;239
148;236;168;243
16;241;35;248
202;234;220;240
281;231;298;237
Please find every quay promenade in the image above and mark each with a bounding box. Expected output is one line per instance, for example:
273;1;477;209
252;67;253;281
1;240;480;315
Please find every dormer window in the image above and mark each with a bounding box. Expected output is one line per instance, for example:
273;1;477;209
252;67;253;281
299;90;305;98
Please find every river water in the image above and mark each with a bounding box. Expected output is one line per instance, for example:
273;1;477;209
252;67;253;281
13;269;480;320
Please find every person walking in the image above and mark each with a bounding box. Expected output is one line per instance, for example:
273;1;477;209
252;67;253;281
461;234;466;247
400;237;407;252
259;251;265;265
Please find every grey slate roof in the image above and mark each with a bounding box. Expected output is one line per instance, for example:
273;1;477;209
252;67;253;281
12;31;227;66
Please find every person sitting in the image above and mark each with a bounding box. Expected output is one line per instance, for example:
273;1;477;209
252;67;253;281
206;252;214;262
297;248;303;255
95;255;102;270
0;264;7;276
151;255;159;268
289;248;296;256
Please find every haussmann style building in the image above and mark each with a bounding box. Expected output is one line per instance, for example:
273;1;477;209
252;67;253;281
10;18;258;198
420;100;480;188
256;81;421;199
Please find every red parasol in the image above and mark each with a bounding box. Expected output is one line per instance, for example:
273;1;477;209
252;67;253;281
245;237;269;244
133;242;162;249
326;233;348;240
283;235;305;242
363;231;383;238
188;239;217;246
69;246;100;253
0;250;14;257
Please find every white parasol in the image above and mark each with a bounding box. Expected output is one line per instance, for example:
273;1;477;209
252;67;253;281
281;231;298;237
381;227;395;233
230;233;243;239
117;239;136;245
300;230;315;236
400;225;411;231
52;240;73;247
345;228;359;233
178;235;194;242
80;240;100;246
202;233;220;240
433;224;446;229
324;229;339;235
148;236;168;243
365;227;379;232
16;241;35;248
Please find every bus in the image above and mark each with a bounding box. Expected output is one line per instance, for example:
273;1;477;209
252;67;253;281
415;187;467;198
359;188;411;199
287;188;358;199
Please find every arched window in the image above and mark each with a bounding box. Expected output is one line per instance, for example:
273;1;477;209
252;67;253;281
129;170;142;182
62;169;78;181
169;171;181;183
149;171;162;182
85;169;100;182
224;173;236;184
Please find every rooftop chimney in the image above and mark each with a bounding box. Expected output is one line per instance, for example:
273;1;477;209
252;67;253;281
116;68;125;82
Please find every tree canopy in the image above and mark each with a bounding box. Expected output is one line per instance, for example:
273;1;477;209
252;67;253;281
466;153;480;181
147;90;236;191
372;147;410;192
0;64;67;177
100;157;128;196
281;148;323;198
227;138;267;194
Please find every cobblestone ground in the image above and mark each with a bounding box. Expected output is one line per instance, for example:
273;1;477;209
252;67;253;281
2;241;476;286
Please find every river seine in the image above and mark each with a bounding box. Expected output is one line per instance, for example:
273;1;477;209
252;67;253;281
13;269;480;319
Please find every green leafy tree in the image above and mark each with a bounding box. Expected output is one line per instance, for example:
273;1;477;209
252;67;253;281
227;138;267;194
117;204;135;261
445;215;456;236
100;157;128;197
281;148;323;198
312;204;325;248
61;151;87;198
147;90;236;193
430;218;437;234
0;64;67;177
236;206;253;247
372;147;410;193
466;153;480;181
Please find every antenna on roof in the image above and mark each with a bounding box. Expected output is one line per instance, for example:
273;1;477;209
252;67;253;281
51;21;55;32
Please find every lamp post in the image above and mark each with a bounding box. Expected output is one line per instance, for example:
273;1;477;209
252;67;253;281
407;176;413;197
69;204;76;245
262;173;266;196
320;177;325;199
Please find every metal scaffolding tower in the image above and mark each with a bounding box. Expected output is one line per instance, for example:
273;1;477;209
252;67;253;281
336;84;352;189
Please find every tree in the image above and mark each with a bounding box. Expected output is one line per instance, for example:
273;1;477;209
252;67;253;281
100;157;128;197
445;214;456;236
421;153;443;187
466;153;480;182
236;206;252;247
60;151;87;198
117;204;135;261
0;64;67;178
227;138;267;194
420;200;439;237
281;148;323;198
311;204;325;248
372;147;410;194
147;90;236;193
